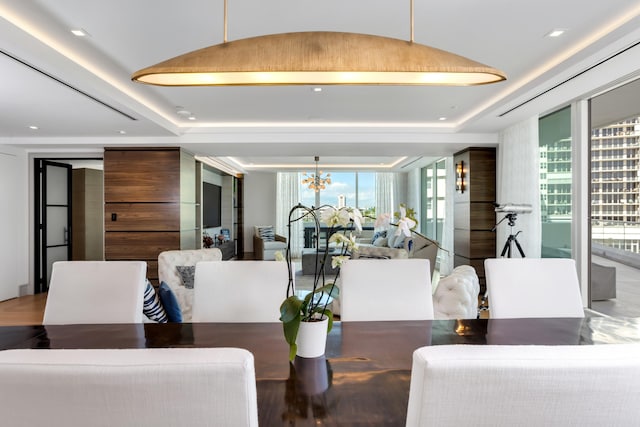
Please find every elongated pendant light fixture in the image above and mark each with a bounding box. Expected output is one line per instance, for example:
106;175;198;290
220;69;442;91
132;0;506;86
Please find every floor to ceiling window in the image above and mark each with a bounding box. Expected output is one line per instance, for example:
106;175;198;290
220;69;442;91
589;77;640;316
421;159;446;242
539;106;572;258
300;171;376;220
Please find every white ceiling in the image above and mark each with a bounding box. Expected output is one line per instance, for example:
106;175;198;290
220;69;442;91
1;0;640;171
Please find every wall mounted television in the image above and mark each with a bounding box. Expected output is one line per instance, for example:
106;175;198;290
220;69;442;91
203;182;222;228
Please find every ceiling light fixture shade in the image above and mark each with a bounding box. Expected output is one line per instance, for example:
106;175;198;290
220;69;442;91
132;0;505;87
302;156;331;192
132;31;506;86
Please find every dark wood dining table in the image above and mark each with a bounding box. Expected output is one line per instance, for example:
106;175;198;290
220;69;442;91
2;316;640;426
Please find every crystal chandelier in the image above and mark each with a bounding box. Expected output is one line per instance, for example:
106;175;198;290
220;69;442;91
302;156;331;192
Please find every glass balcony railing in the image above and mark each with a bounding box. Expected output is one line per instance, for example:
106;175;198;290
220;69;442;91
591;219;640;254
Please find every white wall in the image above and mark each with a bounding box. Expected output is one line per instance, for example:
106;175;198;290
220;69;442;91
243;172;277;254
0;146;29;300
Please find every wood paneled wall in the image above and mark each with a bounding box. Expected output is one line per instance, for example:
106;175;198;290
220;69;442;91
104;148;197;282
453;147;496;290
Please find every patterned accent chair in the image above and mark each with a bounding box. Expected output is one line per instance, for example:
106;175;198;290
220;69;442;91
253;225;287;260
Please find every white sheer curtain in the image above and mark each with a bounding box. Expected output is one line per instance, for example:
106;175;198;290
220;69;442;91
276;172;303;258
496;116;541;258
375;173;395;221
440;156;455;275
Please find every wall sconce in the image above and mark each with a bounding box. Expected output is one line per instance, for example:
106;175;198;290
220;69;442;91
455;161;466;193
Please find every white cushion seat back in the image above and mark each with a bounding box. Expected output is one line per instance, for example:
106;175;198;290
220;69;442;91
43;261;147;325
193;260;288;322
157;249;223;322
340;259;433;321
0;348;258;427
485;258;584;319
406;344;640;427
433;265;480;319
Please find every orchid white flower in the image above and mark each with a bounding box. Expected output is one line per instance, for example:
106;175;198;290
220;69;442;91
331;255;350;269
374;212;391;229
347;207;363;232
329;231;358;251
321;206;350;227
395;205;417;237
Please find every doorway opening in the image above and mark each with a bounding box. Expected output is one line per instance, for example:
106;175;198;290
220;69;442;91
33;158;103;294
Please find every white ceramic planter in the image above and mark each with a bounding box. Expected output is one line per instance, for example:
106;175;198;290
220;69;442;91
296;317;329;358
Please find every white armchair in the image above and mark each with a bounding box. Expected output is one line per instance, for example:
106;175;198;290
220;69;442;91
485;258;584;319
43;261;147;325
193;261;287;322
433;265;480;319
253;225;287;260
0;348;258;427
340;259;433;321
407;344;640;426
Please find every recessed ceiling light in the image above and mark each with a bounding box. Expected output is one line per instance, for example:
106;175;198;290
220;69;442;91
312;87;322;92
118;130;126;134
439;117;447;121
546;29;566;38
188;116;196;121
71;28;89;37
176;109;191;116
29;125;39;130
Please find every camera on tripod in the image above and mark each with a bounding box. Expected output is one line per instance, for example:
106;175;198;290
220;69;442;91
493;203;532;258
494;203;532;214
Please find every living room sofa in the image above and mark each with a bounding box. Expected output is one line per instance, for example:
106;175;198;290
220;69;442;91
351;228;440;277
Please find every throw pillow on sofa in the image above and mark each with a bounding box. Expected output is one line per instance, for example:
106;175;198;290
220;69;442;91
255;225;275;241
387;229;407;249
142;279;168;323
373;236;388;247
371;230;387;244
158;281;183;323
176;265;195;289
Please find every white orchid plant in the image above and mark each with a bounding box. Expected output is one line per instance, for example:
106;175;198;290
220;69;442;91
374;204;418;236
372;204;445;257
279;204;360;361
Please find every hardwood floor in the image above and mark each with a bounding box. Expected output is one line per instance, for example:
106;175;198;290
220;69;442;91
0;293;46;326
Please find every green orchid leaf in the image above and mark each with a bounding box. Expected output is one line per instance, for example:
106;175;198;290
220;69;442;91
315;283;340;299
279;296;302;323
325;310;334;333
288;343;297;361
281;312;301;361
282;313;301;344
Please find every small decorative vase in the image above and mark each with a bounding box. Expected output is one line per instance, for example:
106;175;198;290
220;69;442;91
296;317;329;358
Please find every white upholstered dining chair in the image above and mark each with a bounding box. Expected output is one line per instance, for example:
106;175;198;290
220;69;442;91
0;348;258;427
192;260;287;322
406;344;640;427
339;259;433;321
43;261;147;325
484;257;584;319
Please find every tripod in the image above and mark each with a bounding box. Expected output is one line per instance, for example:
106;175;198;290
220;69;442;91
494;213;525;258
480;212;525;313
